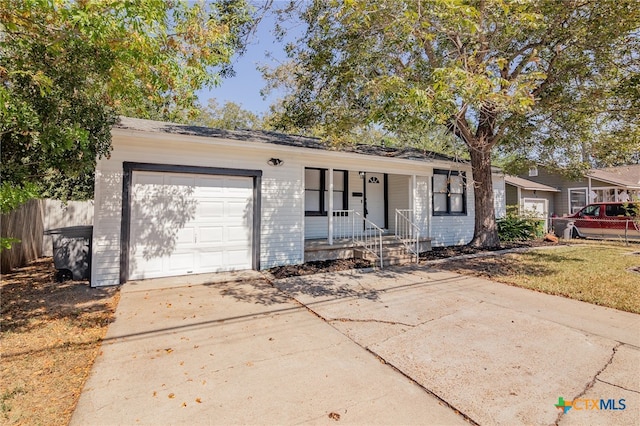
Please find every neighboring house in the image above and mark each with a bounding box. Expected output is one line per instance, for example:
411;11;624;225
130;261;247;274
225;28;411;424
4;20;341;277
504;175;560;230
518;165;640;216
91;117;506;287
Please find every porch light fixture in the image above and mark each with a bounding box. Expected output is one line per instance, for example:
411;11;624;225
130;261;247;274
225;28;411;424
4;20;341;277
267;158;284;167
359;171;365;178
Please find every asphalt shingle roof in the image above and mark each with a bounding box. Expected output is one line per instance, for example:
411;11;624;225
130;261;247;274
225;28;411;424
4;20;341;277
588;165;640;188
504;175;560;192
115;116;463;164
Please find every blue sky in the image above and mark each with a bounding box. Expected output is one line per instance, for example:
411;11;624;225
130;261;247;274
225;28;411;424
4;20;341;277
197;9;295;115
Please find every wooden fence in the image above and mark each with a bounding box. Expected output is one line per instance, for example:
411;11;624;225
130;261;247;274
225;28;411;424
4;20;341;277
1;199;93;273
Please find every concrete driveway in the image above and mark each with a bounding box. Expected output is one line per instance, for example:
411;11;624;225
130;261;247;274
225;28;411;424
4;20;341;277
72;266;640;425
70;272;463;425
273;266;640;426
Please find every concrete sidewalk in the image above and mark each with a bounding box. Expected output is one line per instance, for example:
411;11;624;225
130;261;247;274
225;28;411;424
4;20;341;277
274;266;640;425
71;274;464;425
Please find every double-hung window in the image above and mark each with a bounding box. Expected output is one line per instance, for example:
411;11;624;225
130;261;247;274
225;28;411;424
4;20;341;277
433;170;467;215
305;168;348;216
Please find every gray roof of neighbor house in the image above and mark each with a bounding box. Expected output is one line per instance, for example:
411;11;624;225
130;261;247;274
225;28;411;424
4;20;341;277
115;116;466;165
588;165;640;188
504;175;560;192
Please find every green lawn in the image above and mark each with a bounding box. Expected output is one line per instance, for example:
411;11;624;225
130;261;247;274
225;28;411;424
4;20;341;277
438;242;640;314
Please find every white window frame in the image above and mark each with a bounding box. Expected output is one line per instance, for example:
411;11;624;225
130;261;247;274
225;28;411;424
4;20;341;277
568;188;587;214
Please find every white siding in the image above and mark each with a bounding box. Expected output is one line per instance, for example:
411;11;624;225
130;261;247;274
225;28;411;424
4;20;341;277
429;172;475;246
92;167;124;286
304;216;327;239
387;174;410;233
93;126;483;286
492;173;506;219
260;165;304;268
92;133;304;286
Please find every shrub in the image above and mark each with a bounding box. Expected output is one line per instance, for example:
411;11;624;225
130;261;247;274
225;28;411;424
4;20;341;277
497;216;537;241
498;206;545;241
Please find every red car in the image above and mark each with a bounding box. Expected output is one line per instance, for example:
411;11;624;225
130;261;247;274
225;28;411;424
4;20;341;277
568;202;640;240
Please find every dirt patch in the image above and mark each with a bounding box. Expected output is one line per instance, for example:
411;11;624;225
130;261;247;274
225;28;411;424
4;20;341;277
269;258;373;279
269;240;562;279
419;240;562;261
1;258;119;425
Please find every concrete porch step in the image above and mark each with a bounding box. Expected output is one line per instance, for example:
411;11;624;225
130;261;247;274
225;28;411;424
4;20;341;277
354;247;418;266
304;235;431;263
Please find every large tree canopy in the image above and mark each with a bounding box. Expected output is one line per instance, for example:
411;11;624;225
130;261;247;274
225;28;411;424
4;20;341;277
194;98;264;130
1;0;253;204
268;0;640;247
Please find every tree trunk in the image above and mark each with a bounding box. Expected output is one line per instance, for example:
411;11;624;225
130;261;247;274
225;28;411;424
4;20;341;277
468;145;500;248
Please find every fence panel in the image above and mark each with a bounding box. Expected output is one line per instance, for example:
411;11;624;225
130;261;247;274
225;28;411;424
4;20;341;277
41;200;94;256
1;199;94;272
1;199;45;273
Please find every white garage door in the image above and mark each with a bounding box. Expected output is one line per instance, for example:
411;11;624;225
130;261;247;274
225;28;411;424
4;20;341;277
522;198;548;230
129;171;253;280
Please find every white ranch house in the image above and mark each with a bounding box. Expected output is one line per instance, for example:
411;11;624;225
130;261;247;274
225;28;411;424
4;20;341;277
90;117;505;287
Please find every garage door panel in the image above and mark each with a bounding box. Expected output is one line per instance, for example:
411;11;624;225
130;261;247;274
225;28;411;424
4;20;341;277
227;200;250;216
175;227;196;246
129;251;163;278
198;250;224;270
167;252;196;272
199;226;223;243
129;170;253;280
226;249;251;266
227;226;250;242
197;201;224;218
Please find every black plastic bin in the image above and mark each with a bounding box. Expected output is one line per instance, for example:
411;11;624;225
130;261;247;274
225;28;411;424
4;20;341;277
44;226;93;282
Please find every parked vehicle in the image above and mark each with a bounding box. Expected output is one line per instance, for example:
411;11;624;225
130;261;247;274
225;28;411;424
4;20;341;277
567;202;640;240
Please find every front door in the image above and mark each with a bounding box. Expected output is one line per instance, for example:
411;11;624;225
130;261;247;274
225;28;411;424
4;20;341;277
365;172;386;229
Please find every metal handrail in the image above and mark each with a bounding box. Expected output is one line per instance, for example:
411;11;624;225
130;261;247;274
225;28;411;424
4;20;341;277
331;209;383;267
352;211;384;268
395;209;420;263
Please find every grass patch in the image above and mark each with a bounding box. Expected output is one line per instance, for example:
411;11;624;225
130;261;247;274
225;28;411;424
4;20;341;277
436;243;640;313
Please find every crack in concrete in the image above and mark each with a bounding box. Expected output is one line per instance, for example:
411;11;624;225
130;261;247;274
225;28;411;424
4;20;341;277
556;342;623;425
329;317;416;328
286;294;476;425
364;348;481;426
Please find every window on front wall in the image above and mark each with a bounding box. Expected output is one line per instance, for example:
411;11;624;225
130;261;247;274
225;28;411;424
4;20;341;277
569;189;587;214
433;170;466;215
304;168;348;216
